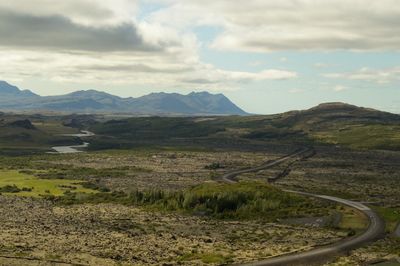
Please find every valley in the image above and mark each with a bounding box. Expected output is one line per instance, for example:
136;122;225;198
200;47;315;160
0;102;399;265
2;1;399;265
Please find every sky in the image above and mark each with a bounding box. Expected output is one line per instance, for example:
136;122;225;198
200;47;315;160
0;0;399;114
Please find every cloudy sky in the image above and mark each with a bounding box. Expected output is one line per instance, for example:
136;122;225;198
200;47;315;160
1;0;399;114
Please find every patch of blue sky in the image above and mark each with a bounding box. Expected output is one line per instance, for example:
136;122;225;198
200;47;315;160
137;1;167;20
198;47;400;74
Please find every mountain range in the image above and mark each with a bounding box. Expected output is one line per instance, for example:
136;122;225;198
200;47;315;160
0;81;247;115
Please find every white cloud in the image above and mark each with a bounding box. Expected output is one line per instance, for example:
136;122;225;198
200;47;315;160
150;0;400;52
0;0;139;26
324;67;400;84
182;66;297;85
0;0;299;91
0;49;297;92
333;85;347;92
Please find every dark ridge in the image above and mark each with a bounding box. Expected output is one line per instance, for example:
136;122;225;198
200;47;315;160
7;119;36;130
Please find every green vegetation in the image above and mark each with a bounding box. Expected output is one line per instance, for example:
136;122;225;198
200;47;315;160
338;207;368;232
179;252;233;264
244;125;306;141
81;181;110;192
369;238;400;256
47;181;331;220
0;170;97;197
312;124;400;150
90;117;225;139
1;103;399;154
204;162;224;170
174;182;321;219
37;165;151;180
0;115;82;154
374;206;400;232
0;184;32;193
83;103;400;152
0;105;399;264
86;117;227;150
302;187;361;201
87;115;313;150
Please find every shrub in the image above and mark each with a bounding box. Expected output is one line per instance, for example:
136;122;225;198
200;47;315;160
205;163;223;170
48;181;327;221
0;185;21;193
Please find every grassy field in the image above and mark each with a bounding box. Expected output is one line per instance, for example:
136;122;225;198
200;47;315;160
374;206;400;233
32;120;80;135
0;170;97;197
312;124;400;150
338;206;368;232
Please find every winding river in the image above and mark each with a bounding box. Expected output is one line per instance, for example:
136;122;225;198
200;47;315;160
49;130;94;154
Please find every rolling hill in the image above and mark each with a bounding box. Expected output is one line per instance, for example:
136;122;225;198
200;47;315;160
231;102;400;150
0;100;399;153
83;102;400;151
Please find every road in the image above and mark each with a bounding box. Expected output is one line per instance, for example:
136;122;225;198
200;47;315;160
221;148;311;184
221;148;385;266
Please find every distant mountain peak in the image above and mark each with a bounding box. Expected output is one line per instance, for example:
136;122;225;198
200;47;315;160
189;91;211;95
189;91;223;97
0;81;247;115
0;80;21;94
67;89;116;97
0;80;38;97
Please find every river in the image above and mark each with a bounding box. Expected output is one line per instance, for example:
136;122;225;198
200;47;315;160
49;130;94;154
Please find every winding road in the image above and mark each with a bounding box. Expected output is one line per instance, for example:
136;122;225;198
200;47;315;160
221;148;385;266
221;148;311;184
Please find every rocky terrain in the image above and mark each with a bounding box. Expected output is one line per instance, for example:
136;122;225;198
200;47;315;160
34;150;281;191
0;196;342;266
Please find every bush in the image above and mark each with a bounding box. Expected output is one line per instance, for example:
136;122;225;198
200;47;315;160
49;181;327;221
0;185;22;193
81;182;110;192
204;162;223;170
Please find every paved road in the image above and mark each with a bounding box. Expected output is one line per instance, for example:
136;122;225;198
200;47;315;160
221;148;385;266
221;148;310;184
